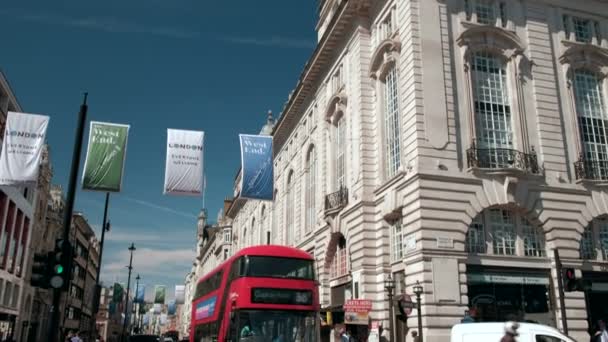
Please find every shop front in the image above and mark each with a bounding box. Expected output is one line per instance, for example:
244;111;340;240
466;266;555;326
582;271;608;329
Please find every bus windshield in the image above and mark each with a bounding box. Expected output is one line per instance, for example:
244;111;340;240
245;256;314;280
236;310;317;342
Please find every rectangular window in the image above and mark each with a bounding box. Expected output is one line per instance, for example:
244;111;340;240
224;230;231;243
384;67;401;177
336;118;346;189
564;15;601;43
392;219;404;261
573;70;608;179
490;209;516;255
16;217;29;277
466;215;487;254
580;226;596;260
0;192;7;250
475;0;496;25
9;210;23;273
306;150;317;233
599;219;608;260
331;244;348;278
286;181;294;244
0;202;15;269
522;218;545;257
3;282;11;307
471;52;514;168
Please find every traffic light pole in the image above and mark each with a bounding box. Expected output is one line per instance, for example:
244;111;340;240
47;93;88;342
554;248;568;335
90;192;110;338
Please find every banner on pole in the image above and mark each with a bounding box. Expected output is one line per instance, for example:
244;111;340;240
175;285;185;304
239;134;273;200
160;313;168;325
135;284;145;303
0;112;49;185
154;285;166;304
113;283;124;303
163;129;205;196
153;303;162;314
167;299;176;315
82;121;130;192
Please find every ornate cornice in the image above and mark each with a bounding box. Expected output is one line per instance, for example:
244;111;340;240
369;38;401;80
559;41;608;77
457;23;525;60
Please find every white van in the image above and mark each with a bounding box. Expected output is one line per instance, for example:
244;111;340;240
451;323;577;342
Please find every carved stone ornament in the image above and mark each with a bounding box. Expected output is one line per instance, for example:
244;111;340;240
324;92;348;123
370;38;402;80
457;23;525;61
559;41;608;77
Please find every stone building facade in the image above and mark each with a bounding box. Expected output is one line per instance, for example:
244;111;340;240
192;0;608;341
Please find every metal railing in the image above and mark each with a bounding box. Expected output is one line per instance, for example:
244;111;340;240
574;158;608;181
467;144;540;174
324;187;348;212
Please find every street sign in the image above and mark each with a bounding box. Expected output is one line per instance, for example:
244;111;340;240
343;299;372;313
399;294;414;316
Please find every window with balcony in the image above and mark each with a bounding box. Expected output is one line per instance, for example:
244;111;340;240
580;217;608;261
391;218;404;261
465;208;546;257
563;15;602;44
305;146;317;234
384;66;401;178
573;70;608;180
374;6;396;46
464;0;507;28
285;171;295;244
331;64;344;95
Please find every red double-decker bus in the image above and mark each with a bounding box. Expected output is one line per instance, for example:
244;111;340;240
190;245;319;342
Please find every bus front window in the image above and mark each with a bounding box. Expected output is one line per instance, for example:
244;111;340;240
236;310;317;342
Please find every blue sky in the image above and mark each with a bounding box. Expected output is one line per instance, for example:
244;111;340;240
0;1;316;301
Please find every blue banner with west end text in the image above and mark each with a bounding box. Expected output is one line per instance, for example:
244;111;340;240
167;299;176;315
135;284;145;303
239;134;273;200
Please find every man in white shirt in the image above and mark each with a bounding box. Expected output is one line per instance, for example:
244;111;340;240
600;319;608;342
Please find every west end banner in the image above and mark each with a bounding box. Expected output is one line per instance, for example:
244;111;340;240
154;285;166;304
163;129;204;196
175;285;185;304
135;284;146;303
82;121;130;192
239;134;273;201
0;112;49;185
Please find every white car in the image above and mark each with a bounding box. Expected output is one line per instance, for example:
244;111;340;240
451;322;576;342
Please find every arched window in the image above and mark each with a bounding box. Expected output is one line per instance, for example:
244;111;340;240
384;66;401;177
331;236;348;278
573;70;608;179
336;117;346;189
305;147;317;233
471;51;514;168
580;217;608;260
465;208;546;257
286;171;295;245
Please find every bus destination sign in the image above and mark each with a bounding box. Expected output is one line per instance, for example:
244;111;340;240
251;288;313;305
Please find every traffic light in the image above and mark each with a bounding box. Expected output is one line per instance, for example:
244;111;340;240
30;252;52;288
50;238;73;290
563;268;577;292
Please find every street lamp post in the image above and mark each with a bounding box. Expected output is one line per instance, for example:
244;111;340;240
413;280;424;342
384;274;396;342
121;243;136;342
134;274;140;334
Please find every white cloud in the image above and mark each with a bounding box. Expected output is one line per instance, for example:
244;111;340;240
122;196;197;219
1;10;198;39
102;247;195;282
217;35;315;49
